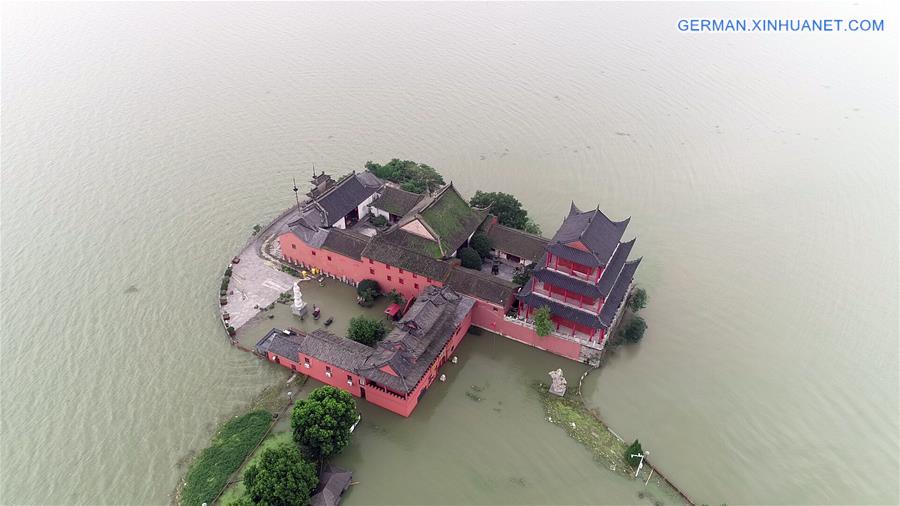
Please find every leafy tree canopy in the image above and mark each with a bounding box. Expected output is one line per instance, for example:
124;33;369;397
533;306;554;336
243;443;318;506
620;316;647;344
458;247;483;270
628;287;648;312
624;439;644;468
512;264;534;287
469;233;492;259
470;191;537;233
291;386;358;463
356;279;381;297
365;159;445;195
348;316;386;346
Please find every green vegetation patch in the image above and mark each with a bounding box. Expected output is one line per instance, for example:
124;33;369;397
180;410;273;506
421;189;482;255
536;385;631;475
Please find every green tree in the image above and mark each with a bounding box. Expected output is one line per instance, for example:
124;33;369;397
291;386;358;465
387;288;405;306
469;233;492;259
365;159;445;195
243;443;318;506
533;306;554;336
470;191;530;230
512;264;534;287
620;316;647;343
624;439;644;468
356;279;381;297
348;316;386;346
523;218;542;235
628;287;648;312
458;247;483;270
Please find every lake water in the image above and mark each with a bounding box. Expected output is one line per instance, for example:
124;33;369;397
2;3;897;505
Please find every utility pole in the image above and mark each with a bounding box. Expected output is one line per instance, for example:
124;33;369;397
292;177;302;215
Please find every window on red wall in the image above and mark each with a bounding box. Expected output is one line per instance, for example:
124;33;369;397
311;251;316;256
292;244;296;249
327;255;332;261
399;278;404;285
369;268;375;275
385;265;390;270
414;283;419;289
411;273;417;279
387;275;392;281
398;268;404;274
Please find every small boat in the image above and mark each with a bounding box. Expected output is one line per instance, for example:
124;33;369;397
349;414;361;433
324;317;333;326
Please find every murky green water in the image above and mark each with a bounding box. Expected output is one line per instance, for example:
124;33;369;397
2;3;897;505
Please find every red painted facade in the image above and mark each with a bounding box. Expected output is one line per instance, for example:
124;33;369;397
265;303;473;417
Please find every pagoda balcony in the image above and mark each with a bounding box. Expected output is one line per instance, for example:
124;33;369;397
531;285;601;313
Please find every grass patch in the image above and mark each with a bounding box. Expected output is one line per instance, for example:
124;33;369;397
180;410;273;506
218;431;294;505
535;384;632;476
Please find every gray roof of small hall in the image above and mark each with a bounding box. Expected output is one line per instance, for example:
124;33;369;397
311;464;352;506
549;203;630;266
256;328;372;373
312;172;383;226
370;186;424;217
485;223;549;264
322;228;371;260
357;286;475;394
445;266;518;307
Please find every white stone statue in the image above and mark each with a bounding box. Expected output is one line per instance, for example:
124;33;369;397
548;368;567;396
291;282;308;317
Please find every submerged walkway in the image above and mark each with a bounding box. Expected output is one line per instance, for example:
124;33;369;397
222;207;301;330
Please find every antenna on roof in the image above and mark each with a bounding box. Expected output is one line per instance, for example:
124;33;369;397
292;177;302;215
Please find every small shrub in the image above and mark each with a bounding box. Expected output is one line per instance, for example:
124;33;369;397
512;264;534;286
252;224;262;236
281;265;300;277
357;279;381;297
458;247;482;270
371;215;388;227
624;439;644;468
620;316;647;343
533;306;553;336
387;289;405;306
469;233;492;259
628;287;648;312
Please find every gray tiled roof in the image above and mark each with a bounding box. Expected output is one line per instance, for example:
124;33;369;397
595;239;635;296
598;258;640;325
518;284;607;329
255;328;371;373
361;230;452;281
445;266;518;307
311;464;352;506
549;203;630;266
322;229;371;260
357;286;475;394
370;186;424;217
485;223;549;264
313;172;382;226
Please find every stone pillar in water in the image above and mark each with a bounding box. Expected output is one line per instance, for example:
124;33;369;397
548;369;567;396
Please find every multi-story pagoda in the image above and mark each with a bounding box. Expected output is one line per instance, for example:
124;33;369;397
517;203;641;349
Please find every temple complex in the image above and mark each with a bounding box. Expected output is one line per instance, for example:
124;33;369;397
262;169;641;416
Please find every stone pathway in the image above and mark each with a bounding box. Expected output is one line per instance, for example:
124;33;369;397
221;207;301;331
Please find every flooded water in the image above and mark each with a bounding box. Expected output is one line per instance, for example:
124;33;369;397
2;2;897;505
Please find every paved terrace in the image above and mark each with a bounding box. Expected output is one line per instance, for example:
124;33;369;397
223;207;302;330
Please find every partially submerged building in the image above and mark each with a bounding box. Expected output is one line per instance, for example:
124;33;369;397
271;169;641;414
257;286;474;416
